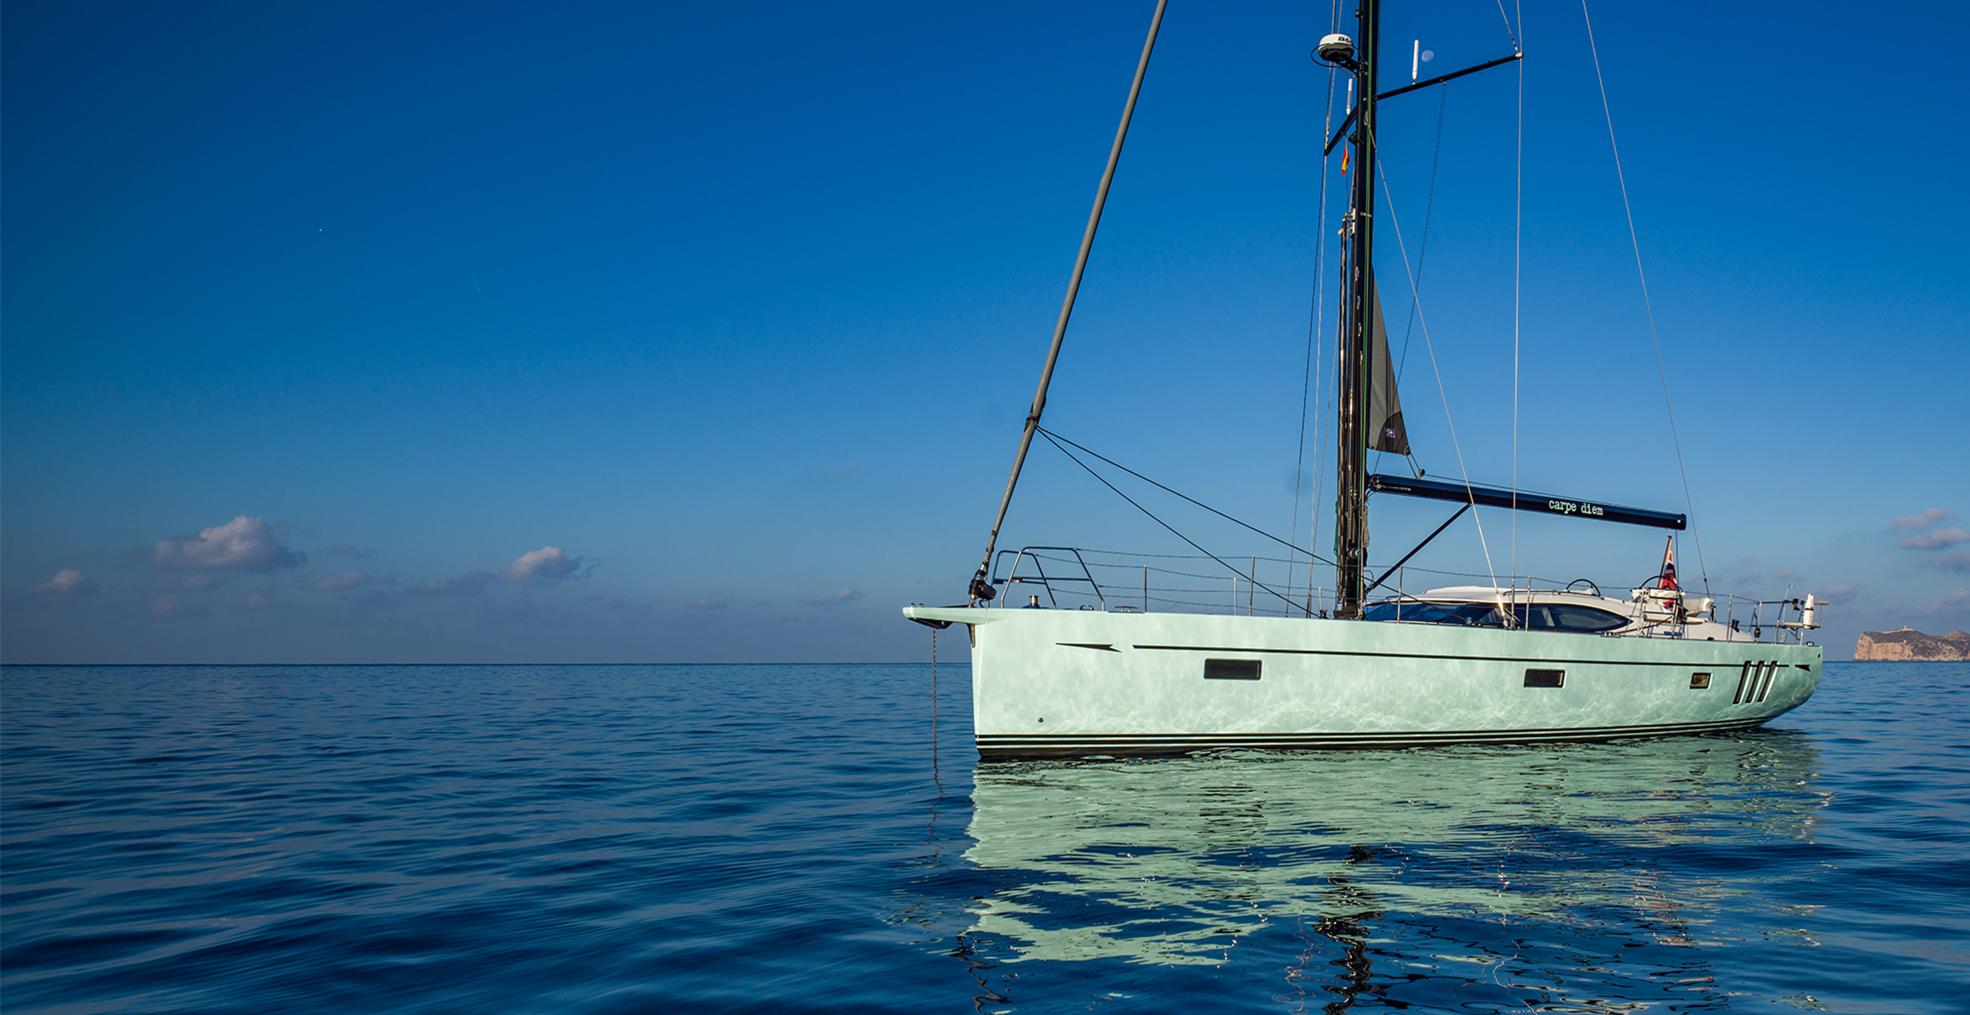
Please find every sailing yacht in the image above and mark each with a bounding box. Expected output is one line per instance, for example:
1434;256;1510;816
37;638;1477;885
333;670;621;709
903;0;1822;759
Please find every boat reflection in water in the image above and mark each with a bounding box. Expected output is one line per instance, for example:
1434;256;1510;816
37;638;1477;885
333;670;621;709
960;732;1826;1005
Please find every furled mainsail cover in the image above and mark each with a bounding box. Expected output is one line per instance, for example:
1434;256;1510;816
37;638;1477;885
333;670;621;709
1365;271;1410;455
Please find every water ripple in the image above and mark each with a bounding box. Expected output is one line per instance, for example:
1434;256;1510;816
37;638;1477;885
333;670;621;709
3;662;1967;1012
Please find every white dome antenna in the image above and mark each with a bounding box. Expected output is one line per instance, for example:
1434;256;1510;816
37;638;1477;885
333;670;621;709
1316;33;1356;67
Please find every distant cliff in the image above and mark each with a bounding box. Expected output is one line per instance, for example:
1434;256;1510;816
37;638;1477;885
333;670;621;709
1854;628;1970;661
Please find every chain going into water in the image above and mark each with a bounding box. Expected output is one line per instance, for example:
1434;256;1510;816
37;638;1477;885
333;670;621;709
929;627;939;774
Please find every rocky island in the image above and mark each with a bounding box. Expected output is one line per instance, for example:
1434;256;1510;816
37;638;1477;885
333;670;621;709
1853;628;1970;661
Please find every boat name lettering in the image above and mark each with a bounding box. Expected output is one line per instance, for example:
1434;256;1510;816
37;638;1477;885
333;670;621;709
1544;499;1605;518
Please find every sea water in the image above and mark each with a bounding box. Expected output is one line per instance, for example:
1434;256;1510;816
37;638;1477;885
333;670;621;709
3;661;1967;1012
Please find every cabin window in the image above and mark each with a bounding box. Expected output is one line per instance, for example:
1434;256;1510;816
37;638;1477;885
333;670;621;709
1372;600;1625;633
1204;658;1262;680
1499;603;1628;632
1690;672;1711;689
1547;604;1629;633
1523;668;1565;688
1362;602;1504;627
1506;604;1559;630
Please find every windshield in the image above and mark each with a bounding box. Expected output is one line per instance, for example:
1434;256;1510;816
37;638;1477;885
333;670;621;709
1508;603;1631;633
1361;601;1504;627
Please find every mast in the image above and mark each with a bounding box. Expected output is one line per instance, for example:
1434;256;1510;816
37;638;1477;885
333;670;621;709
1333;0;1379;619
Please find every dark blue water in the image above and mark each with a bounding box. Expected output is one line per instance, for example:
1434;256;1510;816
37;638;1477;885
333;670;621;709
4;662;1967;1013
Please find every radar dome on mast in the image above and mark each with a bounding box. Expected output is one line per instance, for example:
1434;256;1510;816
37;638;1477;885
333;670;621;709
1316;33;1356;66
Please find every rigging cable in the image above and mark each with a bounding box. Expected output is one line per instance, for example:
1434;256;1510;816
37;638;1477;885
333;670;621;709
1382;83;1448;482
1301;0;1349;616
1493;0;1520;51
1372;138;1503;600
1289;16;1345;616
1580;0;1710;592
1510;0;1525;606
1037;429;1316;617
1307;0;1347;614
1039;426;1335;566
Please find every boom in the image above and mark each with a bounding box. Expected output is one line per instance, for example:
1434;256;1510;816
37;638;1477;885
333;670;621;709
1368;473;1687;530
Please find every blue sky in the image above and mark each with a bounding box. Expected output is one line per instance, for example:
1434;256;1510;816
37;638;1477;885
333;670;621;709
4;0;1966;662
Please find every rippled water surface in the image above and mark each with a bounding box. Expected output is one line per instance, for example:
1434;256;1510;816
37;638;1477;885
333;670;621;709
4;662;1968;1012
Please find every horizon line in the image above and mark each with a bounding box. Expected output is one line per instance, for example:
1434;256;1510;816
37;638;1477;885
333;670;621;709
0;660;965;667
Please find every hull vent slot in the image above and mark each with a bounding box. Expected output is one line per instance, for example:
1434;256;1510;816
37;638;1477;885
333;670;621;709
1204;658;1262;680
1523;668;1565;688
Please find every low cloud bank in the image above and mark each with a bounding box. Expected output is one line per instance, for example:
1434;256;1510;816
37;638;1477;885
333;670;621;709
1892;507;1954;530
152;516;306;572
1900;527;1970;551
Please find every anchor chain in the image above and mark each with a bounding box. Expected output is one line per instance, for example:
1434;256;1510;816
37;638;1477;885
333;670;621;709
929;627;939;772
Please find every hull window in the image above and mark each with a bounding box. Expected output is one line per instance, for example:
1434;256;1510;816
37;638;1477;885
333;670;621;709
1523;668;1566;688
1690;672;1711;689
1732;661;1752;703
1204;658;1262;680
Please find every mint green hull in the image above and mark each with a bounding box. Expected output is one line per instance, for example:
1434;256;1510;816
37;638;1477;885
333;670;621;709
904;607;1820;758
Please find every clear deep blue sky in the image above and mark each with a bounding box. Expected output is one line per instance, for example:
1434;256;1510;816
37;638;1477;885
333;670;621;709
4;1;1966;662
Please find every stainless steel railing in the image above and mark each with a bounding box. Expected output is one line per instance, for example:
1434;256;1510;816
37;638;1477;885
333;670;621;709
984;545;1819;643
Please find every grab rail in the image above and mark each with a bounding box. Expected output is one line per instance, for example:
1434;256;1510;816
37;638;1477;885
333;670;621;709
977;545;1815;643
991;546;1106;611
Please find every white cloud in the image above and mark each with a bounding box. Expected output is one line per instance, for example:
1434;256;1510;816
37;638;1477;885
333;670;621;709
151;516;306;572
1774;567;1797;580
407;546;592;596
37;569;96;596
806;588;864;606
502;546;591;582
690;597;729;610
1900;527;1970;551
1892;508;1954;530
1819;581;1862;600
181;574;226;592
1938;553;1970;573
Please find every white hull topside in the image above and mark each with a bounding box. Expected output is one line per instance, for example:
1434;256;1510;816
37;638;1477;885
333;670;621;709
903;606;1821;759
